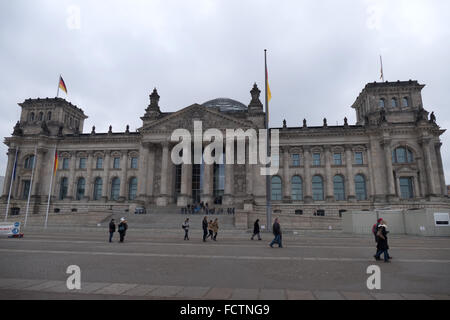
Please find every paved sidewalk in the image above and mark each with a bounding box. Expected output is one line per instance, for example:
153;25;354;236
0;278;449;300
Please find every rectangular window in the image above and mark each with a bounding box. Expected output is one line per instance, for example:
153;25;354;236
22;180;31;200
313;153;321;166
79;158;87;169
96;157;103;169
399;177;414;199
62;158;69;170
292;154;300;166
113;157;120;169
333;153;342;165
131;157;138;169
355;152;363;165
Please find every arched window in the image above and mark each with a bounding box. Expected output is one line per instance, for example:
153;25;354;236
93;177;103;201
333;175;346;201
355;174;367;200
379;98;385;108
291;176;303;200
392;147;414;164
38;112;44;121
312;175;324;201
29;112;35;122
59;177;68;200
111;177;120;201
271;176;282;201
47;111;52;121
391;98;398;108
128;177;138;200
76;177;85;200
402;97;409;107
24;155;35;169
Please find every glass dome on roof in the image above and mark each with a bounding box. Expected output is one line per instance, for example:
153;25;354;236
202;98;247;112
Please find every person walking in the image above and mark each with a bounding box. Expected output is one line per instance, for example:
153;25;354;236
374;219;391;262
269;218;283;248
207;220;214;239
182;218;190;240
251;219;261;240
202;216;208;242
212;218;219;241
108;219;116;243
118;217;128;243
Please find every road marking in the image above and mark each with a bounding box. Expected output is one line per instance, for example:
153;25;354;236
1;238;449;251
0;248;449;264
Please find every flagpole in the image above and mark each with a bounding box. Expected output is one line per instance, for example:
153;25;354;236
264;49;272;232
44;146;57;229
380;55;385;82
56;75;60;98
24;146;37;228
4;148;19;222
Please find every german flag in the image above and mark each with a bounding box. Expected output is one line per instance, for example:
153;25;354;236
53;149;58;176
59;76;67;94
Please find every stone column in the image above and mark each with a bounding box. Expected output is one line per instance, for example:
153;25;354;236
435;142;446;196
303;147;312;203
282;147;291;202
245;141;253;197
366;144;376;200
31;148;46;199
102;151;111;201
223;163;234;205
157;143;169;206
417;156;427;197
84;152;93;201
146;145;156;201
177;163;192;206
119;150;129;202
324;146;333;201
201;163;213;204
421;138;436;196
2;148;17;198
381;139;396;200
345;145;356;201
137;143;149;201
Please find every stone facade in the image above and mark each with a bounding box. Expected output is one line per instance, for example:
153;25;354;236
1;81;449;226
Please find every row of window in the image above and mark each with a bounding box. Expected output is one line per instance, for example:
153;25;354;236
270;175;416;200
285;152;364;167
270;174;368;201
61;156;139;170
59;177;138;201
379;97;409;108
28;111;52;122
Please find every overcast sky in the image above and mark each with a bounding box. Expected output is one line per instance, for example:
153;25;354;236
0;0;449;183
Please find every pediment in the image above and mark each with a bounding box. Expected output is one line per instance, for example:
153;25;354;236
140;104;253;132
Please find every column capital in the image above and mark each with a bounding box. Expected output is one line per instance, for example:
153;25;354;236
379;138;392;149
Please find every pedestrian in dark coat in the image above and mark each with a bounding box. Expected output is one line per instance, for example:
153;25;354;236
374;220;391;262
202;216;208;242
182;218;190;240
109;219;116;243
118;218;128;243
269;218;283;248
251;219;261;240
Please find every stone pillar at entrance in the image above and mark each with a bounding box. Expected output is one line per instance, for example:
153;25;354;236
157;142;170;206
223;164;234;205
201;163;213;205
381;139;396;200
177;163;192;206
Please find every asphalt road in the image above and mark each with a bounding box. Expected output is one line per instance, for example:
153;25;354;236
0;229;449;300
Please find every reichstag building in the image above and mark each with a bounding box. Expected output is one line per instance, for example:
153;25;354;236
1;80;449;228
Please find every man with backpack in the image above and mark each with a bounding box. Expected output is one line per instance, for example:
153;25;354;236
118;217;128;243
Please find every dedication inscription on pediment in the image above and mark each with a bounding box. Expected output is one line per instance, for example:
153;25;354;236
143;106;252;132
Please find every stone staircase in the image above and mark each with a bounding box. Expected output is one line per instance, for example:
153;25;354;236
109;205;237;230
4;211;113;228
